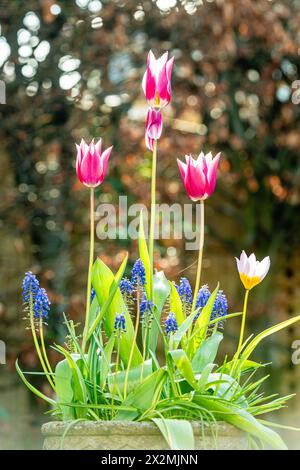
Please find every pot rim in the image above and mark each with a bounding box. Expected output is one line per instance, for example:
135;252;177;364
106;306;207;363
42;420;243;437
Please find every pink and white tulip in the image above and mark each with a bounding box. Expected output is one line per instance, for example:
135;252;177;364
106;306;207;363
235;251;270;290
145;108;163;151
142;50;174;110
177;151;221;201
76;139;112;188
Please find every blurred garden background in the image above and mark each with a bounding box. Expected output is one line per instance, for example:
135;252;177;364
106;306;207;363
0;0;300;449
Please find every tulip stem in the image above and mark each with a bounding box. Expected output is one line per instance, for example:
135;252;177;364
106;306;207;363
82;187;95;354
149;139;158;299
236;289;250;358
191;200;205;315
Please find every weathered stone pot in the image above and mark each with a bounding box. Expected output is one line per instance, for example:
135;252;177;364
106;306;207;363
42;420;247;450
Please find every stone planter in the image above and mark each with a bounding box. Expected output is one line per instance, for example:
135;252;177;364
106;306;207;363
42;420;247;450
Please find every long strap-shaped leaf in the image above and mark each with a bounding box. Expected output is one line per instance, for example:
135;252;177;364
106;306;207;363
188;284;219;357
16;359;56;406
152;418;195;450
55;346;88;416
54;358;76;420
173;309;241;351
168;349;199;390
117;369;167;421
169;280;185;325
240;314;300;367
90;256;142;367
194;395;287;450
87;254;128;340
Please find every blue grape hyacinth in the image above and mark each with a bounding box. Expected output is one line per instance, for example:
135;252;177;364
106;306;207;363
131;259;146;287
119;278;134;297
114;313;126;333
165;312;178;335
140;294;154;319
211;290;228;320
22;271;39;302
175;277;193;305
22;272;51;321
194;285;228;323
34;288;51;320
196;284;211;311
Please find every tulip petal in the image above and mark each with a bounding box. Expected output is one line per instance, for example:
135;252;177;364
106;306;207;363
247;253;257;277
177;158;187;183
99;146;113;182
206;152;220;197
235;256;241;274
157;63;169;104
185;157;206;200
205;152;213;164
239;250;248;273
148;50;158;73
256;256;270;281
147;109;163;139
142;70;156;102
166;56;174;95
145;109;163;150
94;138;102;155
76;147;84;183
155;51;168;75
145;133;154;151
80;149;101;186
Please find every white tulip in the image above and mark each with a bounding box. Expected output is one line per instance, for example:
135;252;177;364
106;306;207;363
235;251;270;290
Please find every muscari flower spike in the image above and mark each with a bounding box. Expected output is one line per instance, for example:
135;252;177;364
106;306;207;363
211;290;228;320
196;284;211;311
165;312;178;335
140;293;154;319
131;259;146;287
33;287;51;320
22;271;40;303
194;285;228;322
119;278;134;297
114;313;126;333
175;277;193;305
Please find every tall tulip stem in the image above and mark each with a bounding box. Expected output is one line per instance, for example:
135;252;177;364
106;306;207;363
82;187;95;354
236;289;250;358
191;200;205;314
149;139;158;298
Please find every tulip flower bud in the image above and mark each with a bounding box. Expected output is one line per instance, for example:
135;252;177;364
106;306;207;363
142;50;174;110
76;139;112;188
145;108;163;151
177;152;220;201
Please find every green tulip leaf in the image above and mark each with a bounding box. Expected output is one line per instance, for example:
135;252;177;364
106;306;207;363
91;257;142;367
